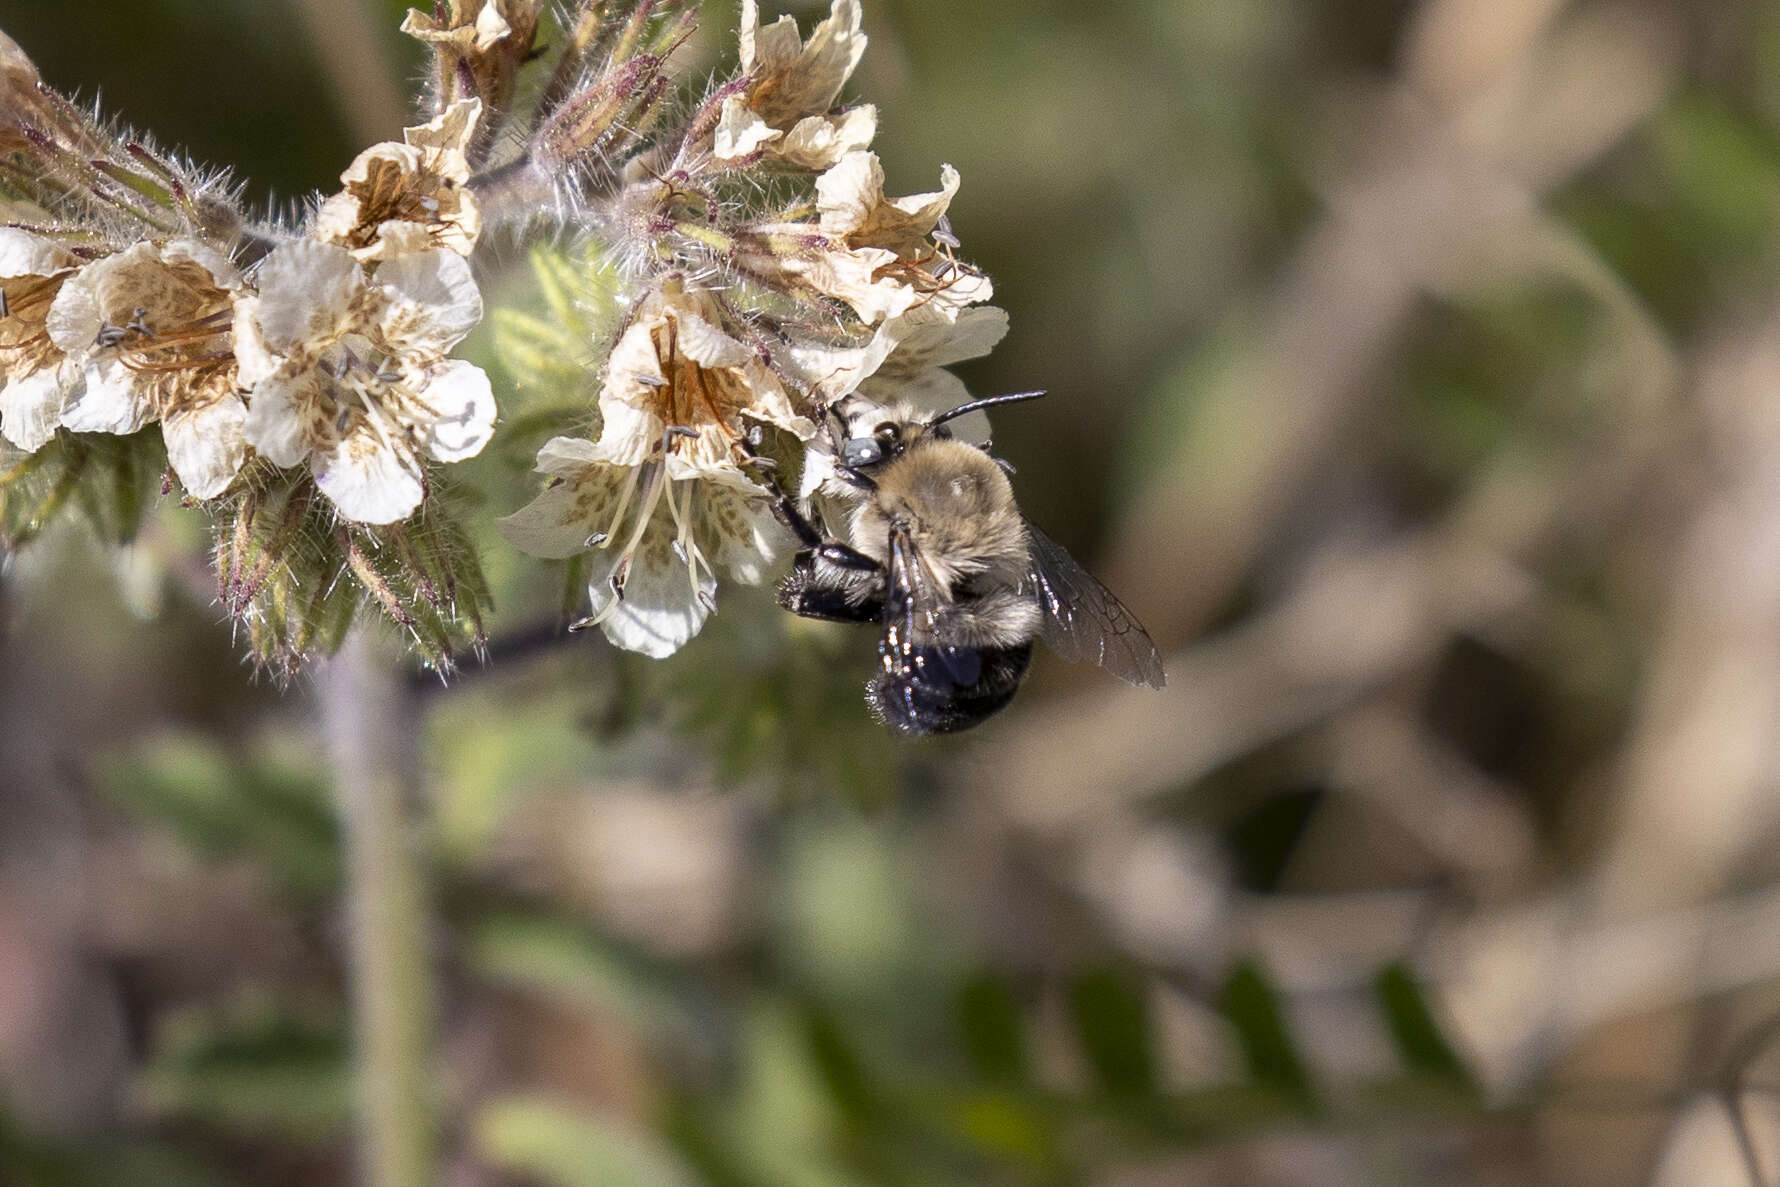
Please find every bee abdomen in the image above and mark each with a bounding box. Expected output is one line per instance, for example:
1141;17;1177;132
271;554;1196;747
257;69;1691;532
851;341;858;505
866;642;1033;736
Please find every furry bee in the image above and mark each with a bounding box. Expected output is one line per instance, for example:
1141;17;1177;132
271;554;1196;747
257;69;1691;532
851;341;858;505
760;391;1165;735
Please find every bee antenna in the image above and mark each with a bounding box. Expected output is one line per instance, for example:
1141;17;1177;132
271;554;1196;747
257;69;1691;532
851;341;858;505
928;389;1046;428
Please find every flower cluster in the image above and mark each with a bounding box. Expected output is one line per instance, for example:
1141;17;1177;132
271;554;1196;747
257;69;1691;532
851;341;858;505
0;90;495;524
500;0;1008;656
1;0;1015;671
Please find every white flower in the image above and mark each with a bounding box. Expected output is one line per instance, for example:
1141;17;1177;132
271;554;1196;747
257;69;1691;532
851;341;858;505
0;229;82;453
239;240;496;524
315;99;484;262
749;151;993;325
791;305;1009;505
498;279;812;658
45;239;247;498
793;303;1008;434
713;0;876;170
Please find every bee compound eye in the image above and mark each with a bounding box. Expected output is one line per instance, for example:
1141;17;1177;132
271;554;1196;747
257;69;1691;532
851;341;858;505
842;438;883;466
874;422;900;443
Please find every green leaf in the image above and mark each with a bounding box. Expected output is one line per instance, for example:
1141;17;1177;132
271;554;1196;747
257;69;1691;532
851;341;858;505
1372;963;1473;1088
465;911;694;1043
0;429;164;549
140;1003;350;1142
98;733;339;899
1067;967;1155;1097
477;1097;705;1187
1217;962;1312;1105
799;1005;872;1124
956;972;1028;1085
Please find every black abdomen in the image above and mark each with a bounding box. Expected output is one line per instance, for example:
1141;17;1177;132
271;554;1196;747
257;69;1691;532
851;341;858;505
866;642;1033;735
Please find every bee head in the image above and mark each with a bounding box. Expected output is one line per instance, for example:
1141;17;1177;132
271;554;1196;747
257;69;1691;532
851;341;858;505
840;419;907;467
827;391;1045;472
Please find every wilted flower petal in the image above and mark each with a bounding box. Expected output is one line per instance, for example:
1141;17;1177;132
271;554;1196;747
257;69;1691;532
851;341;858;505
0;228;80;451
316;99;485;261
714;0;874;170
42;239;247;496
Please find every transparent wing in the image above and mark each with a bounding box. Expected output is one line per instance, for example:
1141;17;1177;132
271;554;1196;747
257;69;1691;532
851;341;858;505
1022;521;1166;688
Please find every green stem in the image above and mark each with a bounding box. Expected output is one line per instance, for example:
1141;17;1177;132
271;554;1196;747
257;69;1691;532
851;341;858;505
319;631;436;1187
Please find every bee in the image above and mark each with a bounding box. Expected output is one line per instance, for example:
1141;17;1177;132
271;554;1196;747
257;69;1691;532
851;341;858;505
757;391;1166;735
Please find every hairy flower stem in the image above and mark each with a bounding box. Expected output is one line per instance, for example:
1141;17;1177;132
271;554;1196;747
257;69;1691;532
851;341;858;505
318;631;436;1187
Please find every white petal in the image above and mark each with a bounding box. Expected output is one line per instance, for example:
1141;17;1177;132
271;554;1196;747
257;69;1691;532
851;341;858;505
816;150;884;237
60;358;149;434
0;364;75;451
470;8;510;52
163;396;247;498
337;141;424;189
599;543;713;659
535;434;601;474
254;240;363;352
887;305;1009;371
244;371;322;467
887;162;961;228
375;250;482;351
0;228;73;279
496;481;595;559
713;97;781;160
698;481;785;585
741;4;801;74
231;296;278;388
674;312;750;369
415;359;496;461
593;394;664;467
860;369;988;445
405;97;483;162
43;261;106;353
313;429;424;525
162;239;241;290
774;106;877;170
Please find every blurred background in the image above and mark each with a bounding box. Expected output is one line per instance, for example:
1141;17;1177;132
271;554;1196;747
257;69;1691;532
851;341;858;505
7;0;1780;1183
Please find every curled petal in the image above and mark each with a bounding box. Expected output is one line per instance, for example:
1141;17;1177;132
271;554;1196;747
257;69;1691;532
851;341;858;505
0;227;74;279
674;312;751;370
535;434;602;474
231;296;278;388
774;106;877;171
713;99;781;160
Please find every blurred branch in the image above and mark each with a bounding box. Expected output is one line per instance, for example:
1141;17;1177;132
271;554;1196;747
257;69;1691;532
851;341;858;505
291;0;411;145
1101;0;1679;645
318;631;436;1187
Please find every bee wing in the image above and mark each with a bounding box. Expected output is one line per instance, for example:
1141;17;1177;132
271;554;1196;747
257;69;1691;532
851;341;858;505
879;521;984;700
1021;521;1166;689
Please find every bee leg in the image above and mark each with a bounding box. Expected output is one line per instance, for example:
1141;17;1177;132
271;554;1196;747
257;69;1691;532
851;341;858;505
778;552;884;623
733;429;830;551
816;543;880;572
